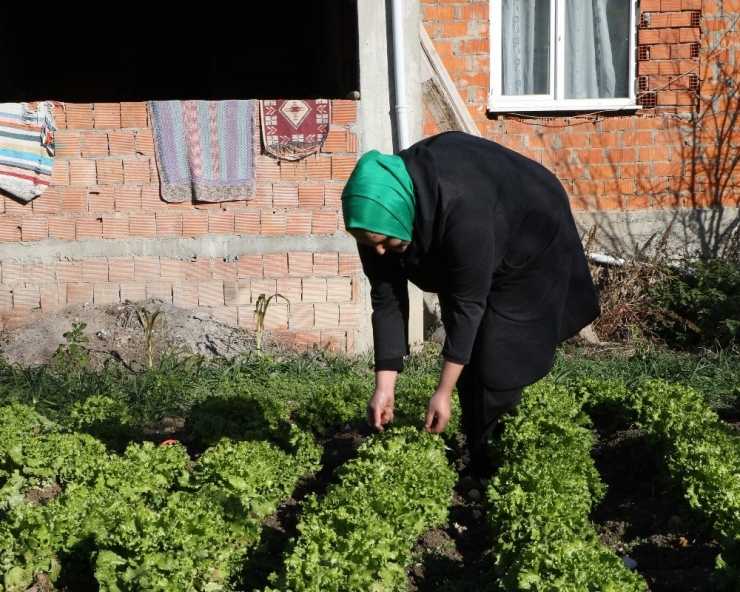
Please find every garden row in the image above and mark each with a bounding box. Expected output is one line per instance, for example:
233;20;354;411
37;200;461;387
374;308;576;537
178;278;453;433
1;372;740;590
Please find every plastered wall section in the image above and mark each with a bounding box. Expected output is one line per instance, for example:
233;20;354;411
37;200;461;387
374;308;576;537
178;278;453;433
421;0;740;220
0;100;365;353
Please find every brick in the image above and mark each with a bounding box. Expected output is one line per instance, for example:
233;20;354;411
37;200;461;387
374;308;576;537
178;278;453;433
65;104;94;129
288;303;315;328
460;4;488;19
115;186;142;211
155;212;183;237
160;259;187;282
258;253;285;278
134;257;160;281
213;258;238;280
75;215;103;239
442;55;469;72
313;252;339;275
209;210;235;234
138;185;164;210
32;188;62;214
236;254;262;278
80;132;109;157
273;184;299;207
66;283;93;305
286;210;312;235
232;281;251;306
211;306;238;327
48;216;75;240
331;100;357;124
94;283;120;304
182;211;209;237
306;156;333;180
280;160;308;181
97;159;124;184
68;160;98;185
260;210;287;235
327;277;352;302
135;129;155;156
21;217;48;242
294;331;321;349
108;130;136;156
28;262;55;284
93;104;121;129
312;211;338;234
338;253;362;276
173;282;199;308
195;280;223;307
1;261;27;283
276;278;303;303
331;155;356;180
13;284;40;309
424;4;455;20
54;130;82;159
250;279;278;301
441;21;469;37
81;259;108;282
234;210;260;234
121;102;149;128
286;252;311;276
254;156;281;181
187;257;212;281
339;304;360;328
302;278;327;302
146;282;173;302
120;282;147;303
594;196;624;210
123;158;152;184
39;284;61;311
322;129;348;153
324;185;343;208
50;161;70;186
626;196;652;210
108;257;135;282
130;213;156;237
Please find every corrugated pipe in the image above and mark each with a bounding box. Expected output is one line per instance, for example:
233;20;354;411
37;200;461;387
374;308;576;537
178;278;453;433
391;0;410;150
587;253;628;267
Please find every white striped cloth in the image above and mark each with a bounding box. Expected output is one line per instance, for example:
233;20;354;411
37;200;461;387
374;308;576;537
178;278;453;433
0;101;57;202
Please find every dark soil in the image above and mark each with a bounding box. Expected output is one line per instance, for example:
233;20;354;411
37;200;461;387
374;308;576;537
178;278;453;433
238;413;729;592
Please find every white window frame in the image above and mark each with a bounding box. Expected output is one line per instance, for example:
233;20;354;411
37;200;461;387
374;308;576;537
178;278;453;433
488;0;640;113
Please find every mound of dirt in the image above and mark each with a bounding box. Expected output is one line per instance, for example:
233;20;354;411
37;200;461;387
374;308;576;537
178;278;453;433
0;300;285;370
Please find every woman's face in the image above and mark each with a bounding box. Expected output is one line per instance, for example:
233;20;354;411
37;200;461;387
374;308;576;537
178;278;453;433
349;229;409;255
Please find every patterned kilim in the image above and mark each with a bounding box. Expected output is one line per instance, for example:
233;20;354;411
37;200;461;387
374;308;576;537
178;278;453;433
260;99;330;161
0;101;57;202
150;100;255;203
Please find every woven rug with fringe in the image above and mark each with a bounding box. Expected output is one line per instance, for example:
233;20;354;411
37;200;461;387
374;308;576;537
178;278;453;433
150;100;255;203
260;99;330;161
0;101;57;202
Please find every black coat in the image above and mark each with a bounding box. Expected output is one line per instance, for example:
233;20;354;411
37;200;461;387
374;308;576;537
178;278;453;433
358;132;600;390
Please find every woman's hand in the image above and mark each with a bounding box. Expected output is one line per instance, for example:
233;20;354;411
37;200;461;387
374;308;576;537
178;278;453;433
425;388;452;433
368;370;398;430
425;359;464;434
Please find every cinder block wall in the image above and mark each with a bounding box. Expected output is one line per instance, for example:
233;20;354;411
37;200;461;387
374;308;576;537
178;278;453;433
0;100;364;353
421;1;740;221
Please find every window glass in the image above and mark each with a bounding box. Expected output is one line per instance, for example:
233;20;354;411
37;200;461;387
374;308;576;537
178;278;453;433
502;0;551;96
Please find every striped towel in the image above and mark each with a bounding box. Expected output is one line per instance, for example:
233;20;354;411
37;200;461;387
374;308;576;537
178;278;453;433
0;101;57;202
150;100;255;203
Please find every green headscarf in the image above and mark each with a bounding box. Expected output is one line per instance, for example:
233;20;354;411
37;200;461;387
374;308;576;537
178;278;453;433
341;150;416;242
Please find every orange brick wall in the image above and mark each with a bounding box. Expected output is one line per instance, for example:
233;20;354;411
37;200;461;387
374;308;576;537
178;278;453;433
0;100;364;352
421;0;740;214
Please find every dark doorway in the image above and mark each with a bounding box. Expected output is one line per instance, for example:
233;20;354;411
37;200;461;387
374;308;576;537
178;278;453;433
0;1;359;102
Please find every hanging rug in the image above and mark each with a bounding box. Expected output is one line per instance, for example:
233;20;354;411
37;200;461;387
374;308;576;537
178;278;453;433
149;100;256;203
0;101;57;202
260;99;330;161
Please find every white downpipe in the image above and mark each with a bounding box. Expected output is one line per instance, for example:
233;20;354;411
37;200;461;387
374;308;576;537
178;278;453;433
391;0;410;149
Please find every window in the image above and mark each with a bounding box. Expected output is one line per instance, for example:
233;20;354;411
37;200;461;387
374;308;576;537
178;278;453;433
489;0;638;113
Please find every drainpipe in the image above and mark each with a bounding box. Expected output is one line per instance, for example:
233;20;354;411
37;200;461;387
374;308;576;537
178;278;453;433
391;0;410;149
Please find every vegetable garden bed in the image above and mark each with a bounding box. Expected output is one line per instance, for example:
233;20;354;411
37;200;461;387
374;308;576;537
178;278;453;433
1;343;738;591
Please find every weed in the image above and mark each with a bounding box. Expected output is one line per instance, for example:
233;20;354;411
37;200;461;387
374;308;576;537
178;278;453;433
137;306;167;368
52;321;90;374
253;293;290;354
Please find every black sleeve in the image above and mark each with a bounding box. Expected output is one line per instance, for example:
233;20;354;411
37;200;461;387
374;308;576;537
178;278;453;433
357;243;410;370
439;194;497;365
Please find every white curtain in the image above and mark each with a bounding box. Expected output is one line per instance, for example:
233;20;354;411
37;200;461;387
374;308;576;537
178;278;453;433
502;0;629;99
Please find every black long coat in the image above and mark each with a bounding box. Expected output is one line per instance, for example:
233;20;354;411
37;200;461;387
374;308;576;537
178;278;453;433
358;132;600;391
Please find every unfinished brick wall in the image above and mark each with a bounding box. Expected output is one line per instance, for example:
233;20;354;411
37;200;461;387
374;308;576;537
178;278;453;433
0;100;364;352
421;0;740;213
